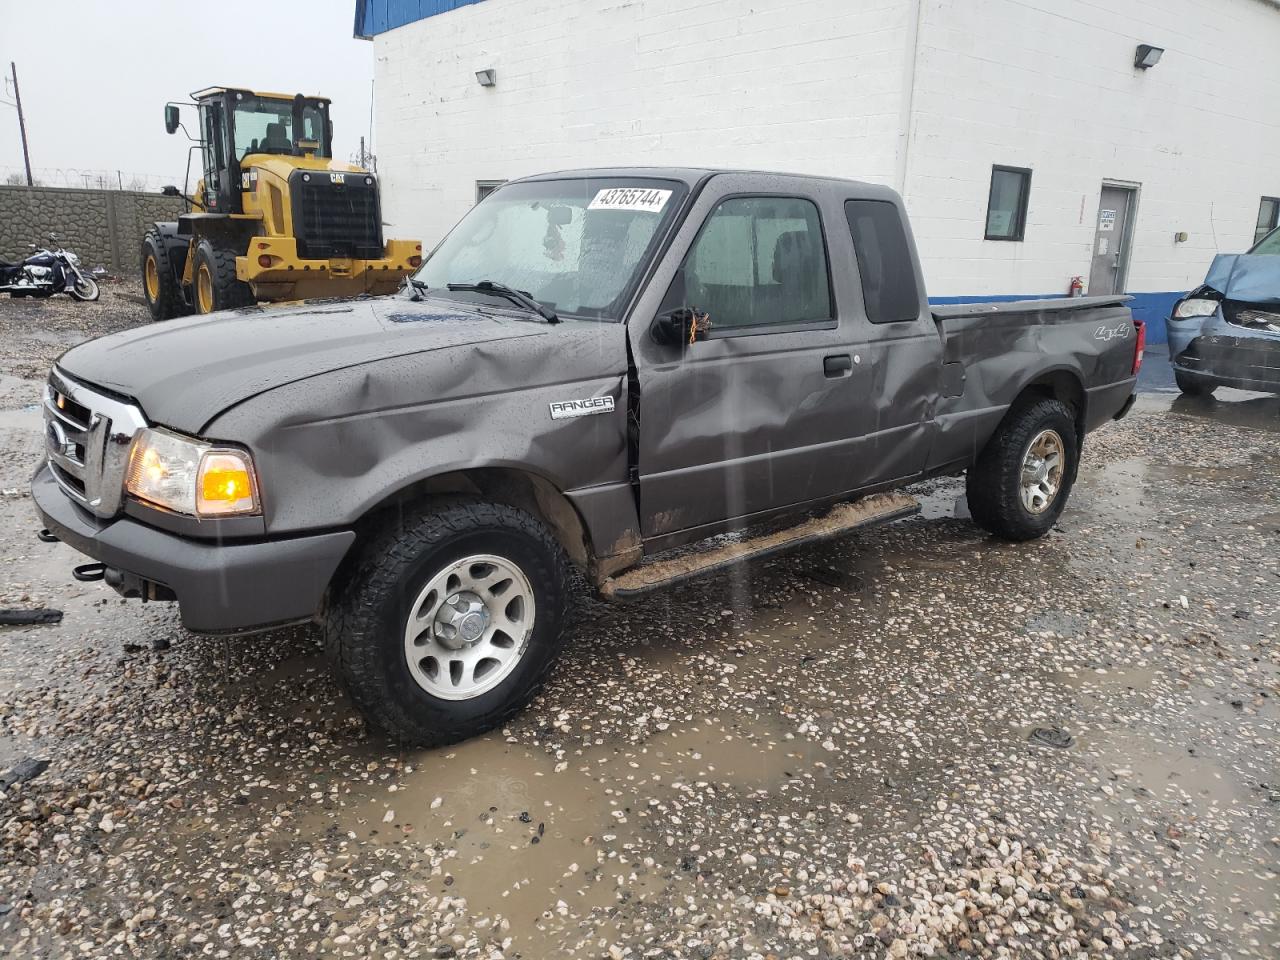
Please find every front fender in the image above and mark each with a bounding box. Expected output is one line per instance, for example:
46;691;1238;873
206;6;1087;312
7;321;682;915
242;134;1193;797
203;333;632;538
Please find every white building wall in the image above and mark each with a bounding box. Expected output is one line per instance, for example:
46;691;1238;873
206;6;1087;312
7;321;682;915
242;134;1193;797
373;0;1280;322
374;0;915;244
906;0;1280;299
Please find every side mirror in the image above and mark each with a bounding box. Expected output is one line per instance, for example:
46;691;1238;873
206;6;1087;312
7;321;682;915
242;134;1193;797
164;104;180;135
161;185;181;198
651;307;712;347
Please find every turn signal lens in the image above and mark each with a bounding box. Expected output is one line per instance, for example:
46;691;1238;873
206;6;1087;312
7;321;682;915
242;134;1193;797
197;452;259;517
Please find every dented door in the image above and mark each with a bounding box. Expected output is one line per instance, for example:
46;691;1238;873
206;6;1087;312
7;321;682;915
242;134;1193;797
628;174;940;544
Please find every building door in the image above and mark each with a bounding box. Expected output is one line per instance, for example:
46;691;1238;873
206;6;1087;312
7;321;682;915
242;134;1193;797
1089;184;1137;295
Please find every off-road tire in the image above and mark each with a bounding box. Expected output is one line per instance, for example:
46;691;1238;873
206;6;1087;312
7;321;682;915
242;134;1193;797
141;231;187;321
192;239;255;314
966;396;1079;542
325;500;571;746
1174;371;1216;397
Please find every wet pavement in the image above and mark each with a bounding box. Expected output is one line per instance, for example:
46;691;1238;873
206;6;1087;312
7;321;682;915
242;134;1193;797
0;293;1276;958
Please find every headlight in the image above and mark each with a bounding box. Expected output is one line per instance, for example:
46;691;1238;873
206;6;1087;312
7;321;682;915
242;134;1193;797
1173;298;1218;319
125;428;260;518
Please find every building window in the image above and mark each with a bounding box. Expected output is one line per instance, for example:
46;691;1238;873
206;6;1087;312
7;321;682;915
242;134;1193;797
682;196;832;330
476;180;506;203
844;200;921;324
1255;196;1279;245
984;165;1031;241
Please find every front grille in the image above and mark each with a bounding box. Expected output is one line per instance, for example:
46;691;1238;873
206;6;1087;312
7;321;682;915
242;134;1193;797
291;174;383;260
1224;301;1280;332
44;383;93;506
43;369;147;517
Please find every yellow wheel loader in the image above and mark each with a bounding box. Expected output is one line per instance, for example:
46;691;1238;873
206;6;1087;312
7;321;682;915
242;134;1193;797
141;87;420;319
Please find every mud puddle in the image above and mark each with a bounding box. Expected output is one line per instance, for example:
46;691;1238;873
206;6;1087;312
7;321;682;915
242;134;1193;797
281;713;821;955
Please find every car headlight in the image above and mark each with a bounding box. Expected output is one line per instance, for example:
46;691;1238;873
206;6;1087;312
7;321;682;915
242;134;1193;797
1173;298;1218;319
125;428;260;517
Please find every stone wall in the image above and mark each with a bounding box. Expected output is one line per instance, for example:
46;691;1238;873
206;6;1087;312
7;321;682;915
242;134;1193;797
0;186;185;275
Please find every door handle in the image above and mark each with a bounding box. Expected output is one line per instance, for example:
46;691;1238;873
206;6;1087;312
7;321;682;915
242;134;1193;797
823;354;853;378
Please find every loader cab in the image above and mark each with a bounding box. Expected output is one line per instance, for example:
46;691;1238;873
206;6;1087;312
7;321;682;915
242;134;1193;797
186;87;333;215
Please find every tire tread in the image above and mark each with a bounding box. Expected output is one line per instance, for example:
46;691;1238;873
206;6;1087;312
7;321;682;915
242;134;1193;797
325;500;569;746
141;230;187;321
966;396;1079;542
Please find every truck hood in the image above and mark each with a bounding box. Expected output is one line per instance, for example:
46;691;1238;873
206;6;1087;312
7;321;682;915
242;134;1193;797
56;297;549;434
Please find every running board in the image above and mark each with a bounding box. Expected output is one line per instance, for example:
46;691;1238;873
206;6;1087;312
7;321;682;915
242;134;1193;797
600;492;919;600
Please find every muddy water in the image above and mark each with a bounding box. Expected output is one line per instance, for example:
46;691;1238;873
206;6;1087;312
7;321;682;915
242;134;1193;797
287;715;824;955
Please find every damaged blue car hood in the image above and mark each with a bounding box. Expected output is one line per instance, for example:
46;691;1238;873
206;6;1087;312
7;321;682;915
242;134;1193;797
1203;254;1280;303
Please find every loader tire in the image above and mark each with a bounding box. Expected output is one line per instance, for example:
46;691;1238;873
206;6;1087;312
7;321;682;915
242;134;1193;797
966;396;1079;542
141;231;187;321
192;239;255;315
325;499;571;747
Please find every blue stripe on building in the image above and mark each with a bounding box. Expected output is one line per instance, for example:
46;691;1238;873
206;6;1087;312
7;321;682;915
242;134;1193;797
354;0;488;38
928;292;1183;344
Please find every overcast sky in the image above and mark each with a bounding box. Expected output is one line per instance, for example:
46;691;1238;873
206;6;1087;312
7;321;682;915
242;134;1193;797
0;0;374;191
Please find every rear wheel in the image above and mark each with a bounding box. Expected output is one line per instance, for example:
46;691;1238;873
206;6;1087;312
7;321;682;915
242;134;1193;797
966;396;1079;542
140;231;187;320
325;500;570;746
192;239;255;315
1175;371;1216;397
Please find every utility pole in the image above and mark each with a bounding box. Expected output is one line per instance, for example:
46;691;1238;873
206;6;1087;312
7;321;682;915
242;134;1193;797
10;62;33;186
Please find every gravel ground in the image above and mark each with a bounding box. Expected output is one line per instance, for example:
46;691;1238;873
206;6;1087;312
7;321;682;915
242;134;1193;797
0;290;1276;959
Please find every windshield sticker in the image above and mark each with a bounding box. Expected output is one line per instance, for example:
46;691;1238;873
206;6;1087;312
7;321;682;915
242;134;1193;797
588;188;672;214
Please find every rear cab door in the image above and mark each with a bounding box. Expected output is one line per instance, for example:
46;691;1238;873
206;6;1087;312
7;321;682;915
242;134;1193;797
627;174;943;547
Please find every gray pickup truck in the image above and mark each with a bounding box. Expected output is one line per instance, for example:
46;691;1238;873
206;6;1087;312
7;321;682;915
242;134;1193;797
33;168;1141;744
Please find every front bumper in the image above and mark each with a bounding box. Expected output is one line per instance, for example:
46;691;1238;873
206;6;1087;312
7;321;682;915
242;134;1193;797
1168;303;1280;393
32;463;355;634
1170;334;1280;393
236;237;421;299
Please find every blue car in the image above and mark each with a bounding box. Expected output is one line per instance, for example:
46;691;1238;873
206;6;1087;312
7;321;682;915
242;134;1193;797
1168;227;1280;396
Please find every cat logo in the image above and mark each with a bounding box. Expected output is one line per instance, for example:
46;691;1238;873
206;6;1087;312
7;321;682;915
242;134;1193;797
329;173;346;185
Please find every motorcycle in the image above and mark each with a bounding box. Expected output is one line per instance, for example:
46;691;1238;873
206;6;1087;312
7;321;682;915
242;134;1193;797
0;235;100;301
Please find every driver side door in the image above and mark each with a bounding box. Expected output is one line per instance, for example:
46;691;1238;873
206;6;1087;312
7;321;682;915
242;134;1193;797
628;174;876;544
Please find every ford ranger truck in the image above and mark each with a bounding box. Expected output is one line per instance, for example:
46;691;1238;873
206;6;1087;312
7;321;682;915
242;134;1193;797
32;169;1142;745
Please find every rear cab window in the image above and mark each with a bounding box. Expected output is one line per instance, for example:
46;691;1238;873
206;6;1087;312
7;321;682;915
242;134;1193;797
844;200;922;324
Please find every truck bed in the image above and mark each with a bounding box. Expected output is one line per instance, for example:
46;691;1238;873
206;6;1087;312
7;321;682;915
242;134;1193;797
931;294;1132;321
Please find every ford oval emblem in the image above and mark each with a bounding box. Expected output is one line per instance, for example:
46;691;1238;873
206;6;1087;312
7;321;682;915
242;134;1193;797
47;420;75;459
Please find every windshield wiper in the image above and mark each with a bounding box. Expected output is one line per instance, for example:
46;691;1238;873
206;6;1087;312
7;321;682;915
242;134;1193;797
405;277;430;301
447;280;560;323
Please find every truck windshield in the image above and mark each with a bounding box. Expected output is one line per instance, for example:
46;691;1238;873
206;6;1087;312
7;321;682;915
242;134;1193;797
413;178;687;320
233;95;329;160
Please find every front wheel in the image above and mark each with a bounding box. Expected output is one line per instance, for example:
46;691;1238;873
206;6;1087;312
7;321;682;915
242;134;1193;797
1174;371;1216;397
326;500;570;746
192;239;255;314
966;397;1079;542
68;275;99;301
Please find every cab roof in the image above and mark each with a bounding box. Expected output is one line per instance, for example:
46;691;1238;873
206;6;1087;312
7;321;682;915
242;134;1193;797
190;87;331;104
